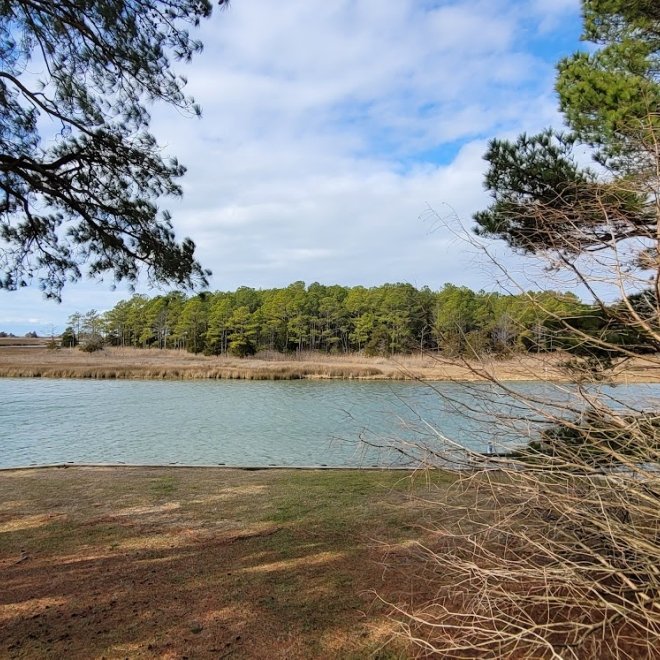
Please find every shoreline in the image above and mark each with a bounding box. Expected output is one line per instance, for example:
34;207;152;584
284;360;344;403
1;345;659;382
0;463;418;473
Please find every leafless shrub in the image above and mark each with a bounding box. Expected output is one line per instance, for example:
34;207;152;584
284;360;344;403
384;118;660;658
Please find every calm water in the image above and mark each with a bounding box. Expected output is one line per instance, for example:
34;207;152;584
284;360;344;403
1;379;659;468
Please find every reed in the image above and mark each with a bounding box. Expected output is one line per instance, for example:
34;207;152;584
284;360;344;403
0;346;658;382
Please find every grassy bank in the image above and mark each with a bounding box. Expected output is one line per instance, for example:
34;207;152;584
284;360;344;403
2;345;659;382
0;466;453;659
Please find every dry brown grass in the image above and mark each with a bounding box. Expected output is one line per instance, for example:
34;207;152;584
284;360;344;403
0;337;51;348
1;346;659;382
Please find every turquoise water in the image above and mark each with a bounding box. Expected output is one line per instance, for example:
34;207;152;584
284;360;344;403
1;379;658;468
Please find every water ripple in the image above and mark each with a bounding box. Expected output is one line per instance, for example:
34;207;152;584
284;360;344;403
1;378;659;468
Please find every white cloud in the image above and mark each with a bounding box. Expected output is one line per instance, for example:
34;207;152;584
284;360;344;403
1;0;584;333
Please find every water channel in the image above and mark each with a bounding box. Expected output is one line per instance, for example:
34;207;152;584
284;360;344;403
1;378;658;468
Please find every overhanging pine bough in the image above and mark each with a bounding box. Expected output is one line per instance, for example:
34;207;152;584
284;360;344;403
0;0;227;299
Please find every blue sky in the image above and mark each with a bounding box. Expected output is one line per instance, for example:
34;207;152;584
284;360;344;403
1;0;583;335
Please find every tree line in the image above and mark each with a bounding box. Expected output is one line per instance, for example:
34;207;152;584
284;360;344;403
60;281;612;357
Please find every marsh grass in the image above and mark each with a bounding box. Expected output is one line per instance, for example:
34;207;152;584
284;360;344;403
2;345;657;382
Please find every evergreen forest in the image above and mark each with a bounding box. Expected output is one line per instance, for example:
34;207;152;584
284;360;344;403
61;282;648;358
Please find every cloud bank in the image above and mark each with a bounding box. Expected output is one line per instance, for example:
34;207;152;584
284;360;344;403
1;0;581;333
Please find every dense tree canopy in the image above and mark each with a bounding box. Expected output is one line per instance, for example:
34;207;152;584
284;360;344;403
60;281;607;358
0;0;226;299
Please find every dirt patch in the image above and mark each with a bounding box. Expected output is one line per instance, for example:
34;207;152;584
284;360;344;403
0;467;452;659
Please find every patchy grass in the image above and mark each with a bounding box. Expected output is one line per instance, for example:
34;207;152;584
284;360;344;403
0;466;454;659
148;476;178;497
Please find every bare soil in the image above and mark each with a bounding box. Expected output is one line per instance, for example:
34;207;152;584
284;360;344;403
0;467;452;659
1;345;658;382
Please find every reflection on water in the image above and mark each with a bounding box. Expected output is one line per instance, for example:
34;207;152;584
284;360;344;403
0;378;658;468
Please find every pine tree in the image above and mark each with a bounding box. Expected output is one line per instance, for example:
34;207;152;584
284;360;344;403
0;1;227;298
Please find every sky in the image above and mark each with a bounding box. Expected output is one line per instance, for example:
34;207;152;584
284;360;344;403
1;0;584;335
